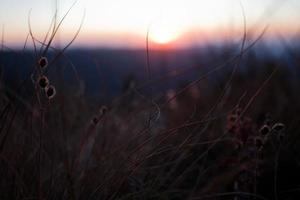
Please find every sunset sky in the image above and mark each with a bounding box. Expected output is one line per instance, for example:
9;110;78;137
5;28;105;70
0;0;299;48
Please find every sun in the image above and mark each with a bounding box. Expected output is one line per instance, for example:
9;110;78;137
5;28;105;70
149;17;183;45
150;26;180;44
147;0;186;45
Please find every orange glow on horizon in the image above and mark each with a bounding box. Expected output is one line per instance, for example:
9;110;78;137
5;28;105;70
1;0;299;48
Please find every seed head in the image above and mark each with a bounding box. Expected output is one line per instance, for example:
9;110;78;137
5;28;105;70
259;125;270;135
99;106;108;116
45;85;56;99
92;116;99;125
272;123;285;132
38;57;48;69
37;75;49;89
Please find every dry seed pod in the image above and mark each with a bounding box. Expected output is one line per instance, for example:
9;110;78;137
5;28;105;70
45;85;56;99
92;116;99;125
38;57;48;69
272;123;285;132
99;106;108;116
37;75;49;89
259;125;271;136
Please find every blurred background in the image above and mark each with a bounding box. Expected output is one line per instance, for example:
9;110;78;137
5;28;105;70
1;0;300;97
